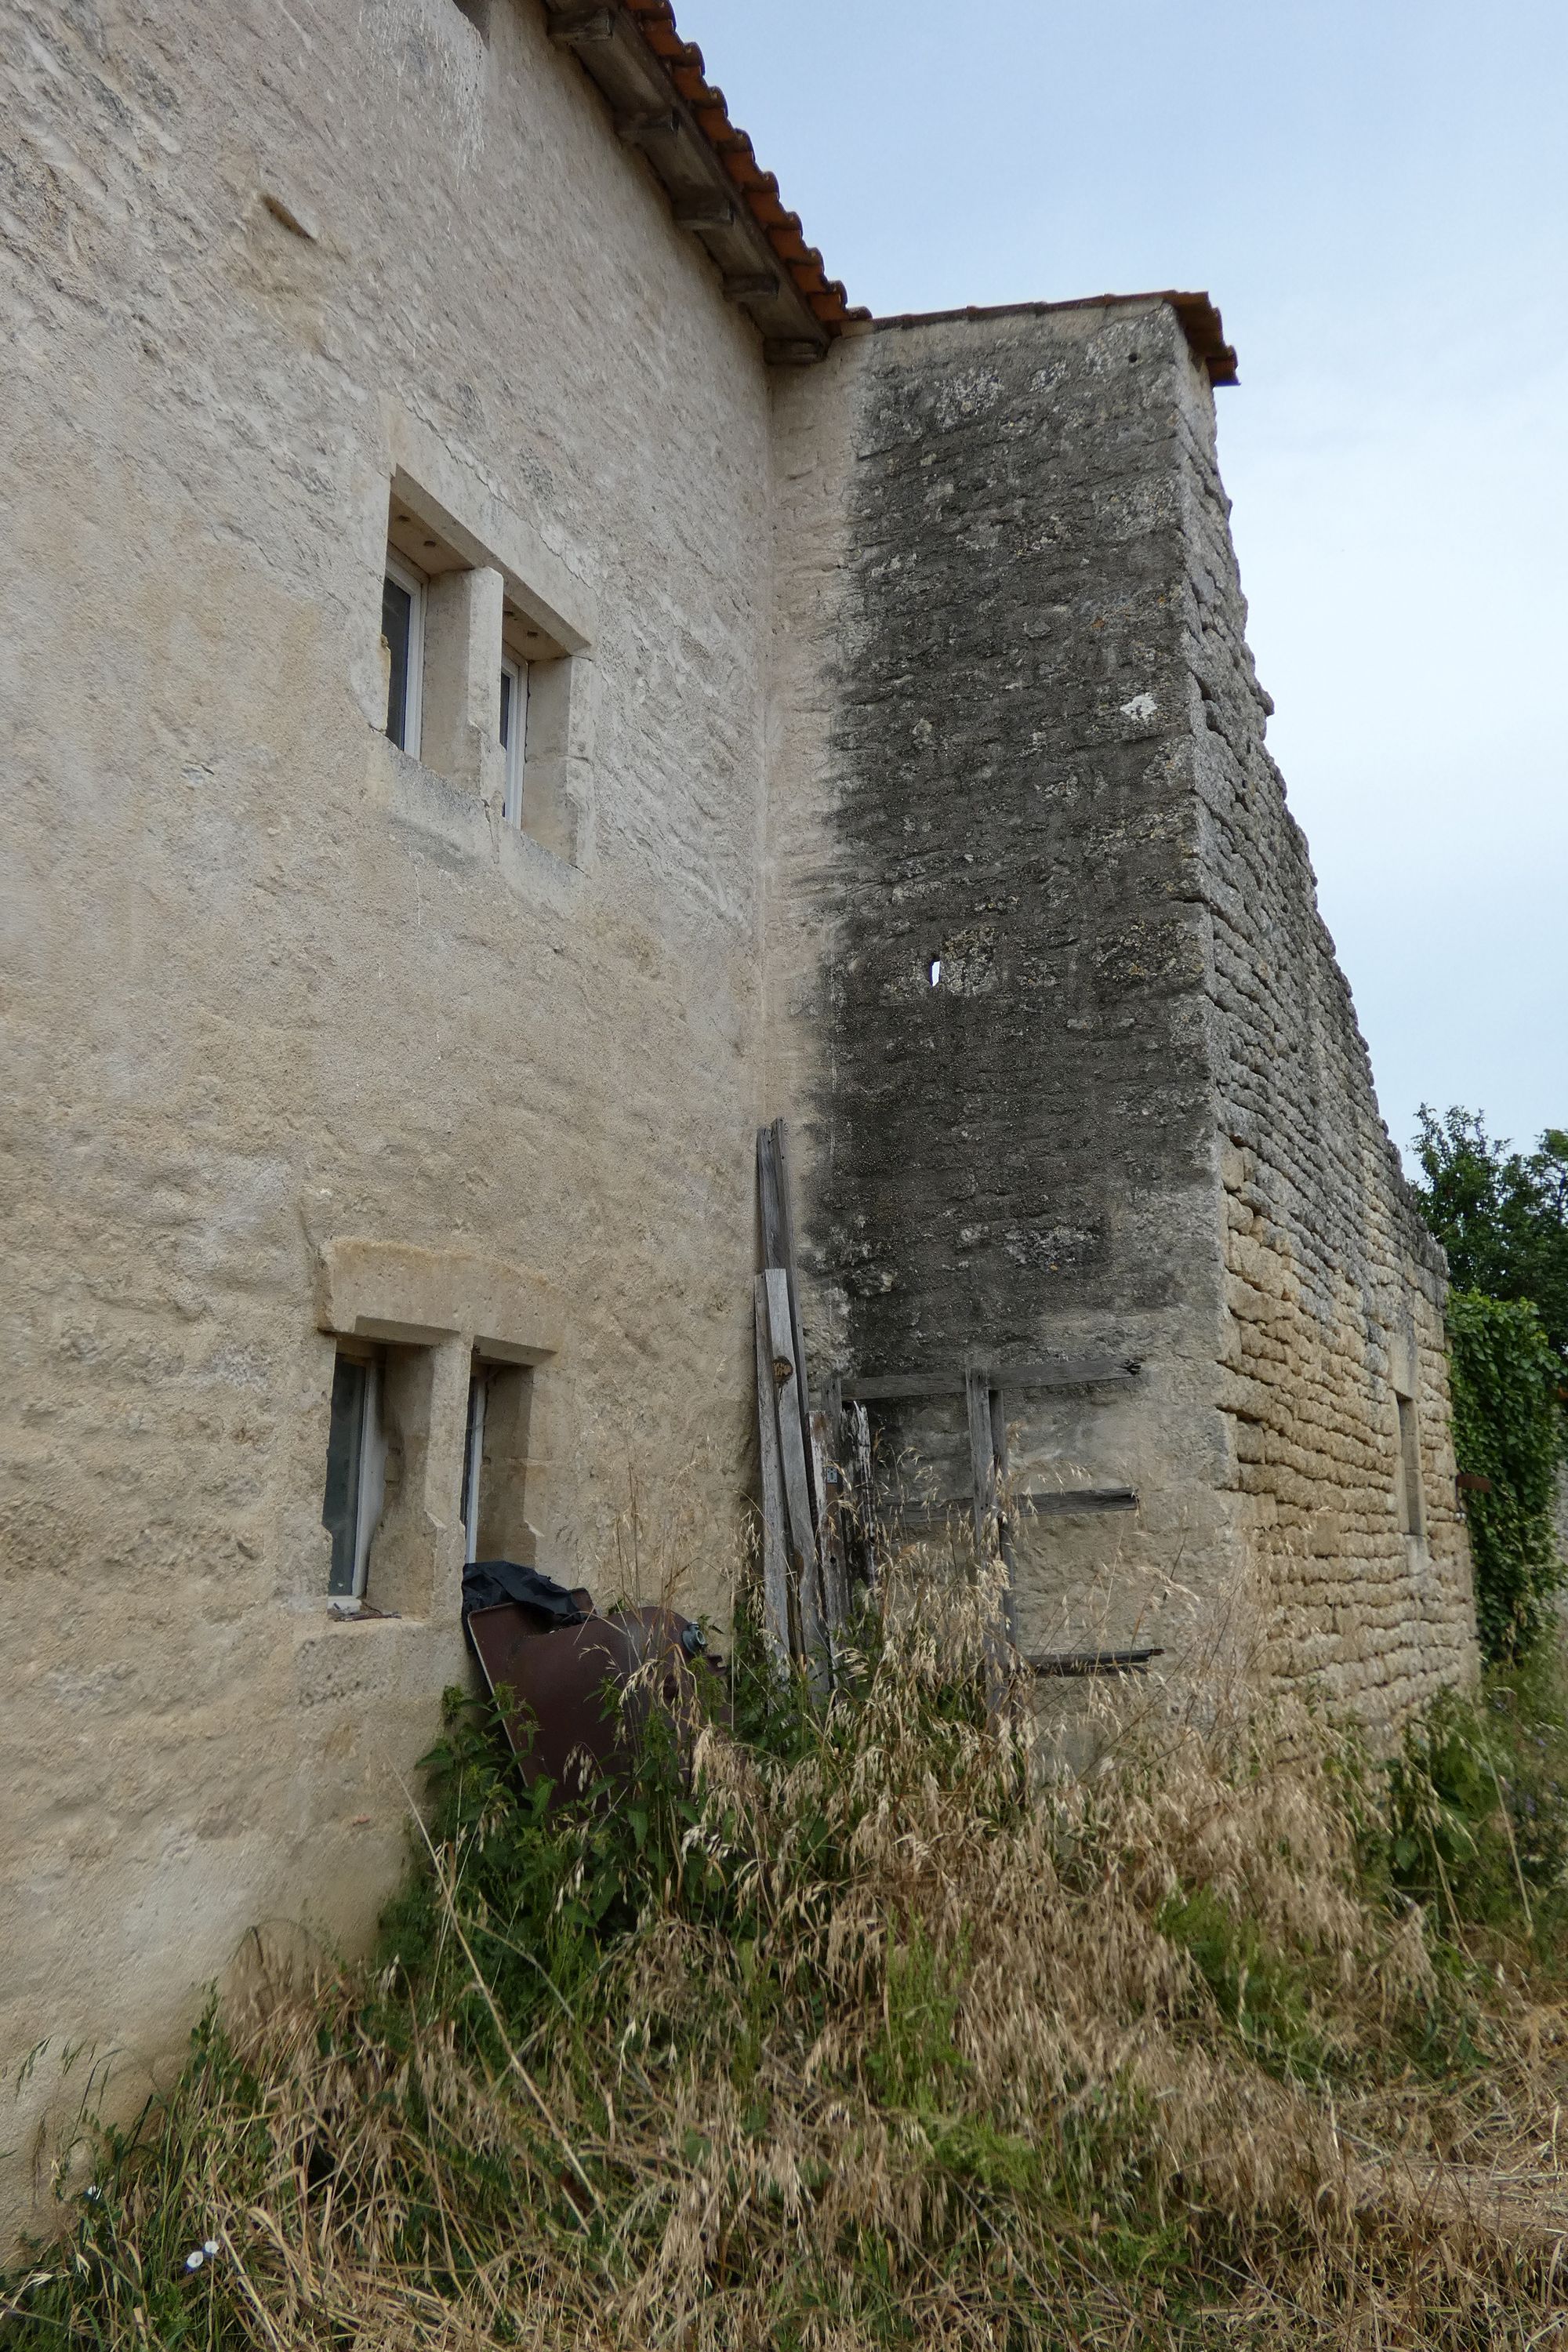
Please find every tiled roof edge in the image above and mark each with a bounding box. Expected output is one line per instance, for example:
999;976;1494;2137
619;0;869;333
863;290;1240;387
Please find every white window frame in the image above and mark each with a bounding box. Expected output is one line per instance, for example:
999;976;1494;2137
350;1359;387;1599
499;654;528;827
461;1364;490;1565
383;551;426;760
325;1349;388;1606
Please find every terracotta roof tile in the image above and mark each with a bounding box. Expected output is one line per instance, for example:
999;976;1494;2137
619;0;868;332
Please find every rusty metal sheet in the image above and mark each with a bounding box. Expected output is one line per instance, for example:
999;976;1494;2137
466;1604;713;1798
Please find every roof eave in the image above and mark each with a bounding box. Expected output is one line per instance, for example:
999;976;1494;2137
543;1;868;364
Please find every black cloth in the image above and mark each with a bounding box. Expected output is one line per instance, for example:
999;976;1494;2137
462;1559;587;1628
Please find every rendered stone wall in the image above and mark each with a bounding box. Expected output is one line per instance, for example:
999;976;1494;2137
767;300;1473;1706
1;0;768;2248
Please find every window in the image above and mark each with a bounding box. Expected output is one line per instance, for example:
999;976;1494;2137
460;1364;490;1565
382;554;426;755
323;1349;387;1599
457;1357;536;1565
499;655;528;829
1396;1392;1425;1541
375;453;595;865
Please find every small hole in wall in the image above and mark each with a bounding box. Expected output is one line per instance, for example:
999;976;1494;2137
928;958;942;988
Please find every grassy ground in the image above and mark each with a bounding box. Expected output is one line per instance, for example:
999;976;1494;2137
9;1572;1568;2349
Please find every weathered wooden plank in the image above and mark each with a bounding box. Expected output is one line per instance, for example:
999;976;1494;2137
752;1276;792;1671
756;1123;786;1273
843;1371;966;1403
768;1121;817;1496
1016;1486;1138;1516
842;1357;1139;1403
996;1359;1141;1391
989;1382;1020;1644
757;1120;819;1526
847;1398;878;1595
966;1370;1012;1704
965;1368;996;1560
810;1408;851;1632
764;1268;828;1677
888;1485;1138;1526
1029;1647;1164;1678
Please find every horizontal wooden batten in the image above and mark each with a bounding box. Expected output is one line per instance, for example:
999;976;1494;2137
1029;1647;1164;1678
1017;1486;1138;1516
541;1;831;359
888;1485;1138;1530
843;1357;1142;1403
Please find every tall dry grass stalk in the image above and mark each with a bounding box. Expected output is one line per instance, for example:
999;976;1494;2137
9;1561;1568;2348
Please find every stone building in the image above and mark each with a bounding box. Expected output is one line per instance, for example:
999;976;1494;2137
1;0;1472;2249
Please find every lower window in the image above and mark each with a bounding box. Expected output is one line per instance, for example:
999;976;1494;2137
323;1349;387;1599
383;553;426;755
459;1357;535;1565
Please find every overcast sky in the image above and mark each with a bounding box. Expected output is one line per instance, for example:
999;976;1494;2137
699;0;1567;1164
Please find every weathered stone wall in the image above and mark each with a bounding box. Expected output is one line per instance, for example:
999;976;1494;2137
768;299;1474;1706
1175;365;1475;1715
1;0;1478;2257
1;0;769;2247
768;303;1249;1673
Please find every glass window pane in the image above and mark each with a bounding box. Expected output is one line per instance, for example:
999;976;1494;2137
499;665;512;750
383;575;412;749
323;1357;368;1595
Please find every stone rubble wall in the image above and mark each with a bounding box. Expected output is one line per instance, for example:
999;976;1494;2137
768;302;1475;1718
1172;360;1476;1719
768;304;1254;1675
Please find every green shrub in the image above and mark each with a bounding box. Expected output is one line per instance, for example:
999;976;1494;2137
1446;1290;1566;1661
11;1576;1568;2350
1381;1654;1568;1947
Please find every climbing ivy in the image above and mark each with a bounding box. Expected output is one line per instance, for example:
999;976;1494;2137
1446;1290;1566;1662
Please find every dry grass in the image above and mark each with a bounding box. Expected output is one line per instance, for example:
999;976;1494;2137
9;1566;1568;2349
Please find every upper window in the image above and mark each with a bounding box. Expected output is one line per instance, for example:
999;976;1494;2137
499;655;528;829
376;465;593;866
382;554;426;755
